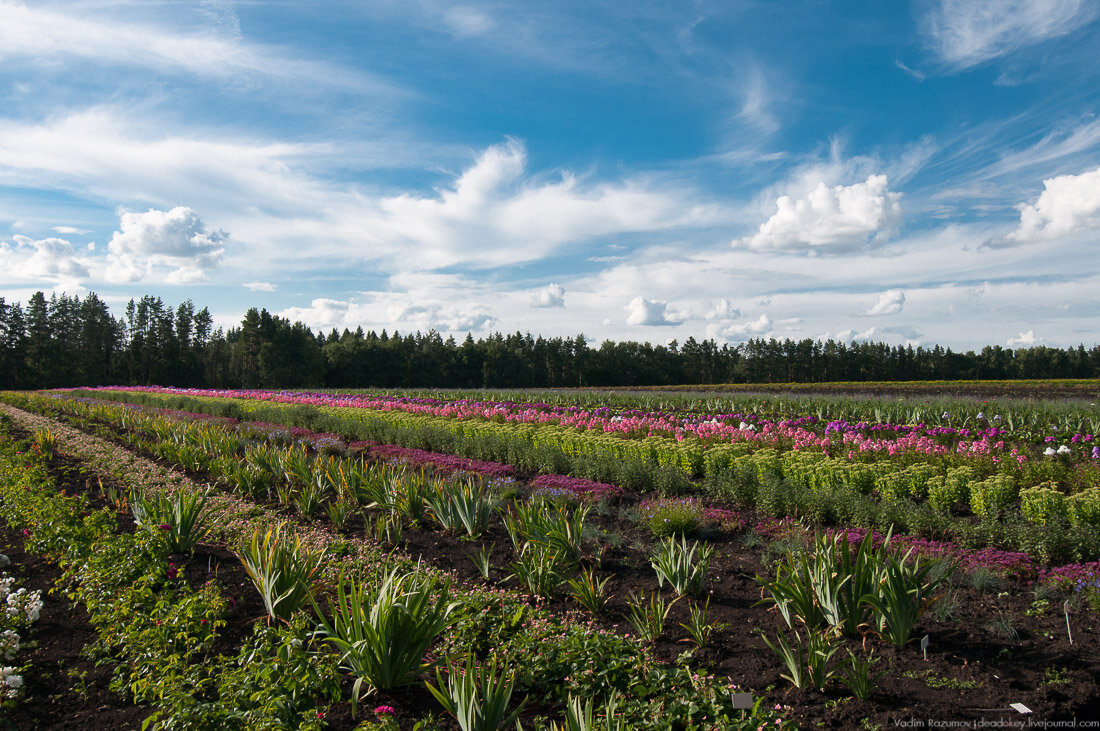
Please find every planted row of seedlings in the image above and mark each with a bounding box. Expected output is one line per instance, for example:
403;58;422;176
4;390;1099;726
0;401;791;729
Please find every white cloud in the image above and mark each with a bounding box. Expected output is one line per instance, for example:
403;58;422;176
827;326;880;343
921;0;1095;69
865;289;905;316
738;174;902;252
625;297;682;326
701;298;740;320
0;233;91;287
0;112;722;275
721;313;772;339
281;291;496;336
0;1;393;93
445;6;496;37
243;281;277;292
1004;166;1100;243
733;65;780;136
1007;329;1036;346
52;225;88;235
106;207;225;283
531;283;565;308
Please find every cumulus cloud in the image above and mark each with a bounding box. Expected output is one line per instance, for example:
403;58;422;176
824;326;881;343
0;234;92;288
721;313;772;339
531;283;565;308
1003;166;1100;243
738;175;902;252
280;293;496;335
106;207;225;283
243;281;276;292
865;289;906;316
625;297;682;326
920;0;1095;69
701;298;740;320
1007;329;1036;346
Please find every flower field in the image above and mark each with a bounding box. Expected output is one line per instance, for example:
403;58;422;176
0;384;1099;729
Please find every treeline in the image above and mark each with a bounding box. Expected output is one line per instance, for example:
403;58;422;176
1;291;1099;390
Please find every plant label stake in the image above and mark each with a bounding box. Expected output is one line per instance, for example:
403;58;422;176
1010;703;1032;714
731;692;754;720
921;634;929;661
1064;599;1073;645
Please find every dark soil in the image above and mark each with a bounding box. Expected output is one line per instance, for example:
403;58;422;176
4;412;1100;729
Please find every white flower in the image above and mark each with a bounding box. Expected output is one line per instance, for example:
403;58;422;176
1044;447;1057;456
0;630;19;660
1057;445;1072;455
0;666;22;699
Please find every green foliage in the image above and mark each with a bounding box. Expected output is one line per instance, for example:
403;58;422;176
969;475;1019;517
566;568;612;615
864;549;946;647
1021;483;1069;524
838;649;886;699
426;655;526;731
548;694;624;731
147;616;343;730
131;488;212;554
649;535;712;597
679;598;727;649
313;566;459;705
638;498;702;538
426;476;498;537
236;523;326;621
624;590;679;645
508;541;568;599
761;628;839;692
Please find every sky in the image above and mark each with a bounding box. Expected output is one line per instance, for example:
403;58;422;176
1;0;1099;351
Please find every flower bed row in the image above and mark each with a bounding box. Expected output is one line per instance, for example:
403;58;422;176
0;402;788;729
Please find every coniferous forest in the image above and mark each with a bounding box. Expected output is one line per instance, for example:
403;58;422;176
1;291;1098;390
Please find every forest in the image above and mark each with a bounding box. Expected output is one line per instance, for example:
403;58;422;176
1;291;1099;390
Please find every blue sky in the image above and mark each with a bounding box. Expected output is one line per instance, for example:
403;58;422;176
2;0;1099;350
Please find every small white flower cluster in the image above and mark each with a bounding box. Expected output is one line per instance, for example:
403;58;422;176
738;421;757;431
0;630;19;660
1044;445;1073;456
0;666;23;699
0;577;43;624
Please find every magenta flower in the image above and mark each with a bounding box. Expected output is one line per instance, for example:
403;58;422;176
374;705;396;716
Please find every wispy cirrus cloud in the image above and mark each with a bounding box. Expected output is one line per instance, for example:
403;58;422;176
0;0;400;94
918;0;1096;70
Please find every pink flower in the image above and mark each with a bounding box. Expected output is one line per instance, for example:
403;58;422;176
374;705;396;717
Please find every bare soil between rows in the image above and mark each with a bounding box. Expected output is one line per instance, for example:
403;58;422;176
3;410;1100;729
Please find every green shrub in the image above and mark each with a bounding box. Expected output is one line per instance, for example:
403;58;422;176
1021;483;1069;524
969;475;1019;517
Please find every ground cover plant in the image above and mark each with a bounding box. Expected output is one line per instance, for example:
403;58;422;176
2;386;1100;728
